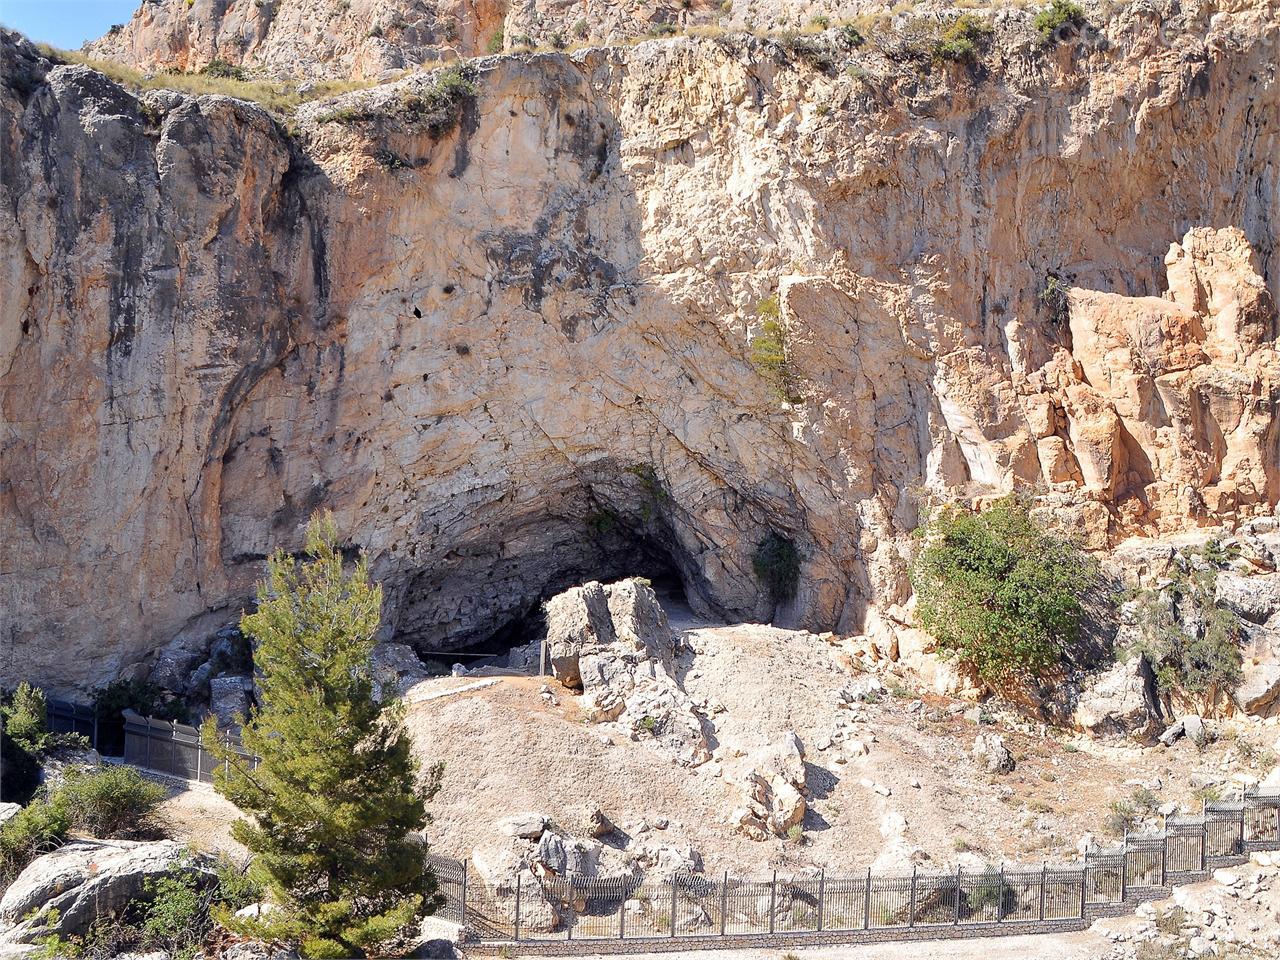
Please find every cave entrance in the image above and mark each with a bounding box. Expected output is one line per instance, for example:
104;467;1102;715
430;542;691;676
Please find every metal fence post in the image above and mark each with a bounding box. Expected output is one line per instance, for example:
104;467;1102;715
513;872;522;941
720;871;728;936
1120;834;1129;902
460;862;468;928
908;866;917;928
670;876;678;938
954;866;962;925
1039;862;1047;921
996;865;1005;922
768;870;777;935
144;722;152;769
1080;863;1087;918
618;885;625;940
863;867;871;930
1160;836;1168;887
817;867;826;932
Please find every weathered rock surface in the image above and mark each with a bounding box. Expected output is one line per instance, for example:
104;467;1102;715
0;839;212;945
3;2;1280;693
731;731;809;839
547;579;710;765
1073;656;1163;738
0;802;20;826
83;0;981;80
971;733;1014;774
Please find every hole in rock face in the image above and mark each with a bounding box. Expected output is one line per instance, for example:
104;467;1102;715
399;534;692;674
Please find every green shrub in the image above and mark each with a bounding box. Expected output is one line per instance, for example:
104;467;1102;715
933;14;993;63
3;682;50;753
1039;272;1071;325
142;869;205;958
93;678;187;723
753;531;801;603
838;24;866;48
0;724;41;804
910;496;1095;684
749;297;801;402
1033;0;1087;45
1122;568;1242;705
0;800;70;884
52;766;168;839
486;28;504;54
201;58;247;81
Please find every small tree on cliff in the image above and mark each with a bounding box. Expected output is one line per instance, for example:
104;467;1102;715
910;495;1095;685
204;512;442;959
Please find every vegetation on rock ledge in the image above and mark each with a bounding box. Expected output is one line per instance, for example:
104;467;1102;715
911;496;1095;684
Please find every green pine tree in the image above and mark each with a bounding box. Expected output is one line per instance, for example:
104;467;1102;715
204;512;443;959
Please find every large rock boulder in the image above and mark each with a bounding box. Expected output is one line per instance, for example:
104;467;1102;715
1072;656;1164;738
0;840;214;945
971;734;1015;774
730;733;809;840
0;802;20;826
1237;657;1280;718
546;579;709;766
1216;573;1280;624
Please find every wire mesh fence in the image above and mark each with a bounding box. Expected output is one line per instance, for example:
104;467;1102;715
441;790;1280;946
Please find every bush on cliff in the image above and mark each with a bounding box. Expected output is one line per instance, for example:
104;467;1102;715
1034;0;1087;45
1121;561;1242;708
205;512;443;959
910;496;1095;684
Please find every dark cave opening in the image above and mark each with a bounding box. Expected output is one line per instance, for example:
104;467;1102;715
414;537;692;674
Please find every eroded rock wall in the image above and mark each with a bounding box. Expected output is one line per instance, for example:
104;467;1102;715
2;1;1278;691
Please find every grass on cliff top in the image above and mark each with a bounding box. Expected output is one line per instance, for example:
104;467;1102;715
36;45;376;115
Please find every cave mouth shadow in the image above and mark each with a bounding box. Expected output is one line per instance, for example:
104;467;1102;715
408;538;692;675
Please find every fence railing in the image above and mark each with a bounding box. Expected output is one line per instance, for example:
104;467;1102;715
121;709;258;784
45;697;102;748
443;789;1280;948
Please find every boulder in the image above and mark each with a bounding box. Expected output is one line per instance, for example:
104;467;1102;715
545;579;709;766
370;642;435;698
732;733;808;839
1215;573;1280;624
37;746;102;790
545;582;616;689
1072;656;1163;738
209;675;252;729
971;734;1015;774
0;802;20;826
470;845;560;932
0;840;213;944
498;812;548;840
1237;658;1280;717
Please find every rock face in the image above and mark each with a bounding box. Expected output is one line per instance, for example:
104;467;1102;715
1073;655;1164;739
3;2;1280;693
547;578;710;765
84;0;972;81
0;839;212;945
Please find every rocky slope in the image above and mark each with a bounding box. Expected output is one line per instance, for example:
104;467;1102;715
2;1;1278;692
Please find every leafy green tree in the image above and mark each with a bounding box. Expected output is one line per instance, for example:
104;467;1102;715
910;496;1095;684
204;513;442;958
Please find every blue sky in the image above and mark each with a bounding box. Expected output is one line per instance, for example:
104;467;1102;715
1;0;140;50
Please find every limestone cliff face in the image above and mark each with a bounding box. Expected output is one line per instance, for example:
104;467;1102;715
85;0;970;80
3;1;1279;692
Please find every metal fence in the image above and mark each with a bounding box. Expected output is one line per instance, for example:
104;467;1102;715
45;697;102;747
444;789;1280;948
121;709;258;783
